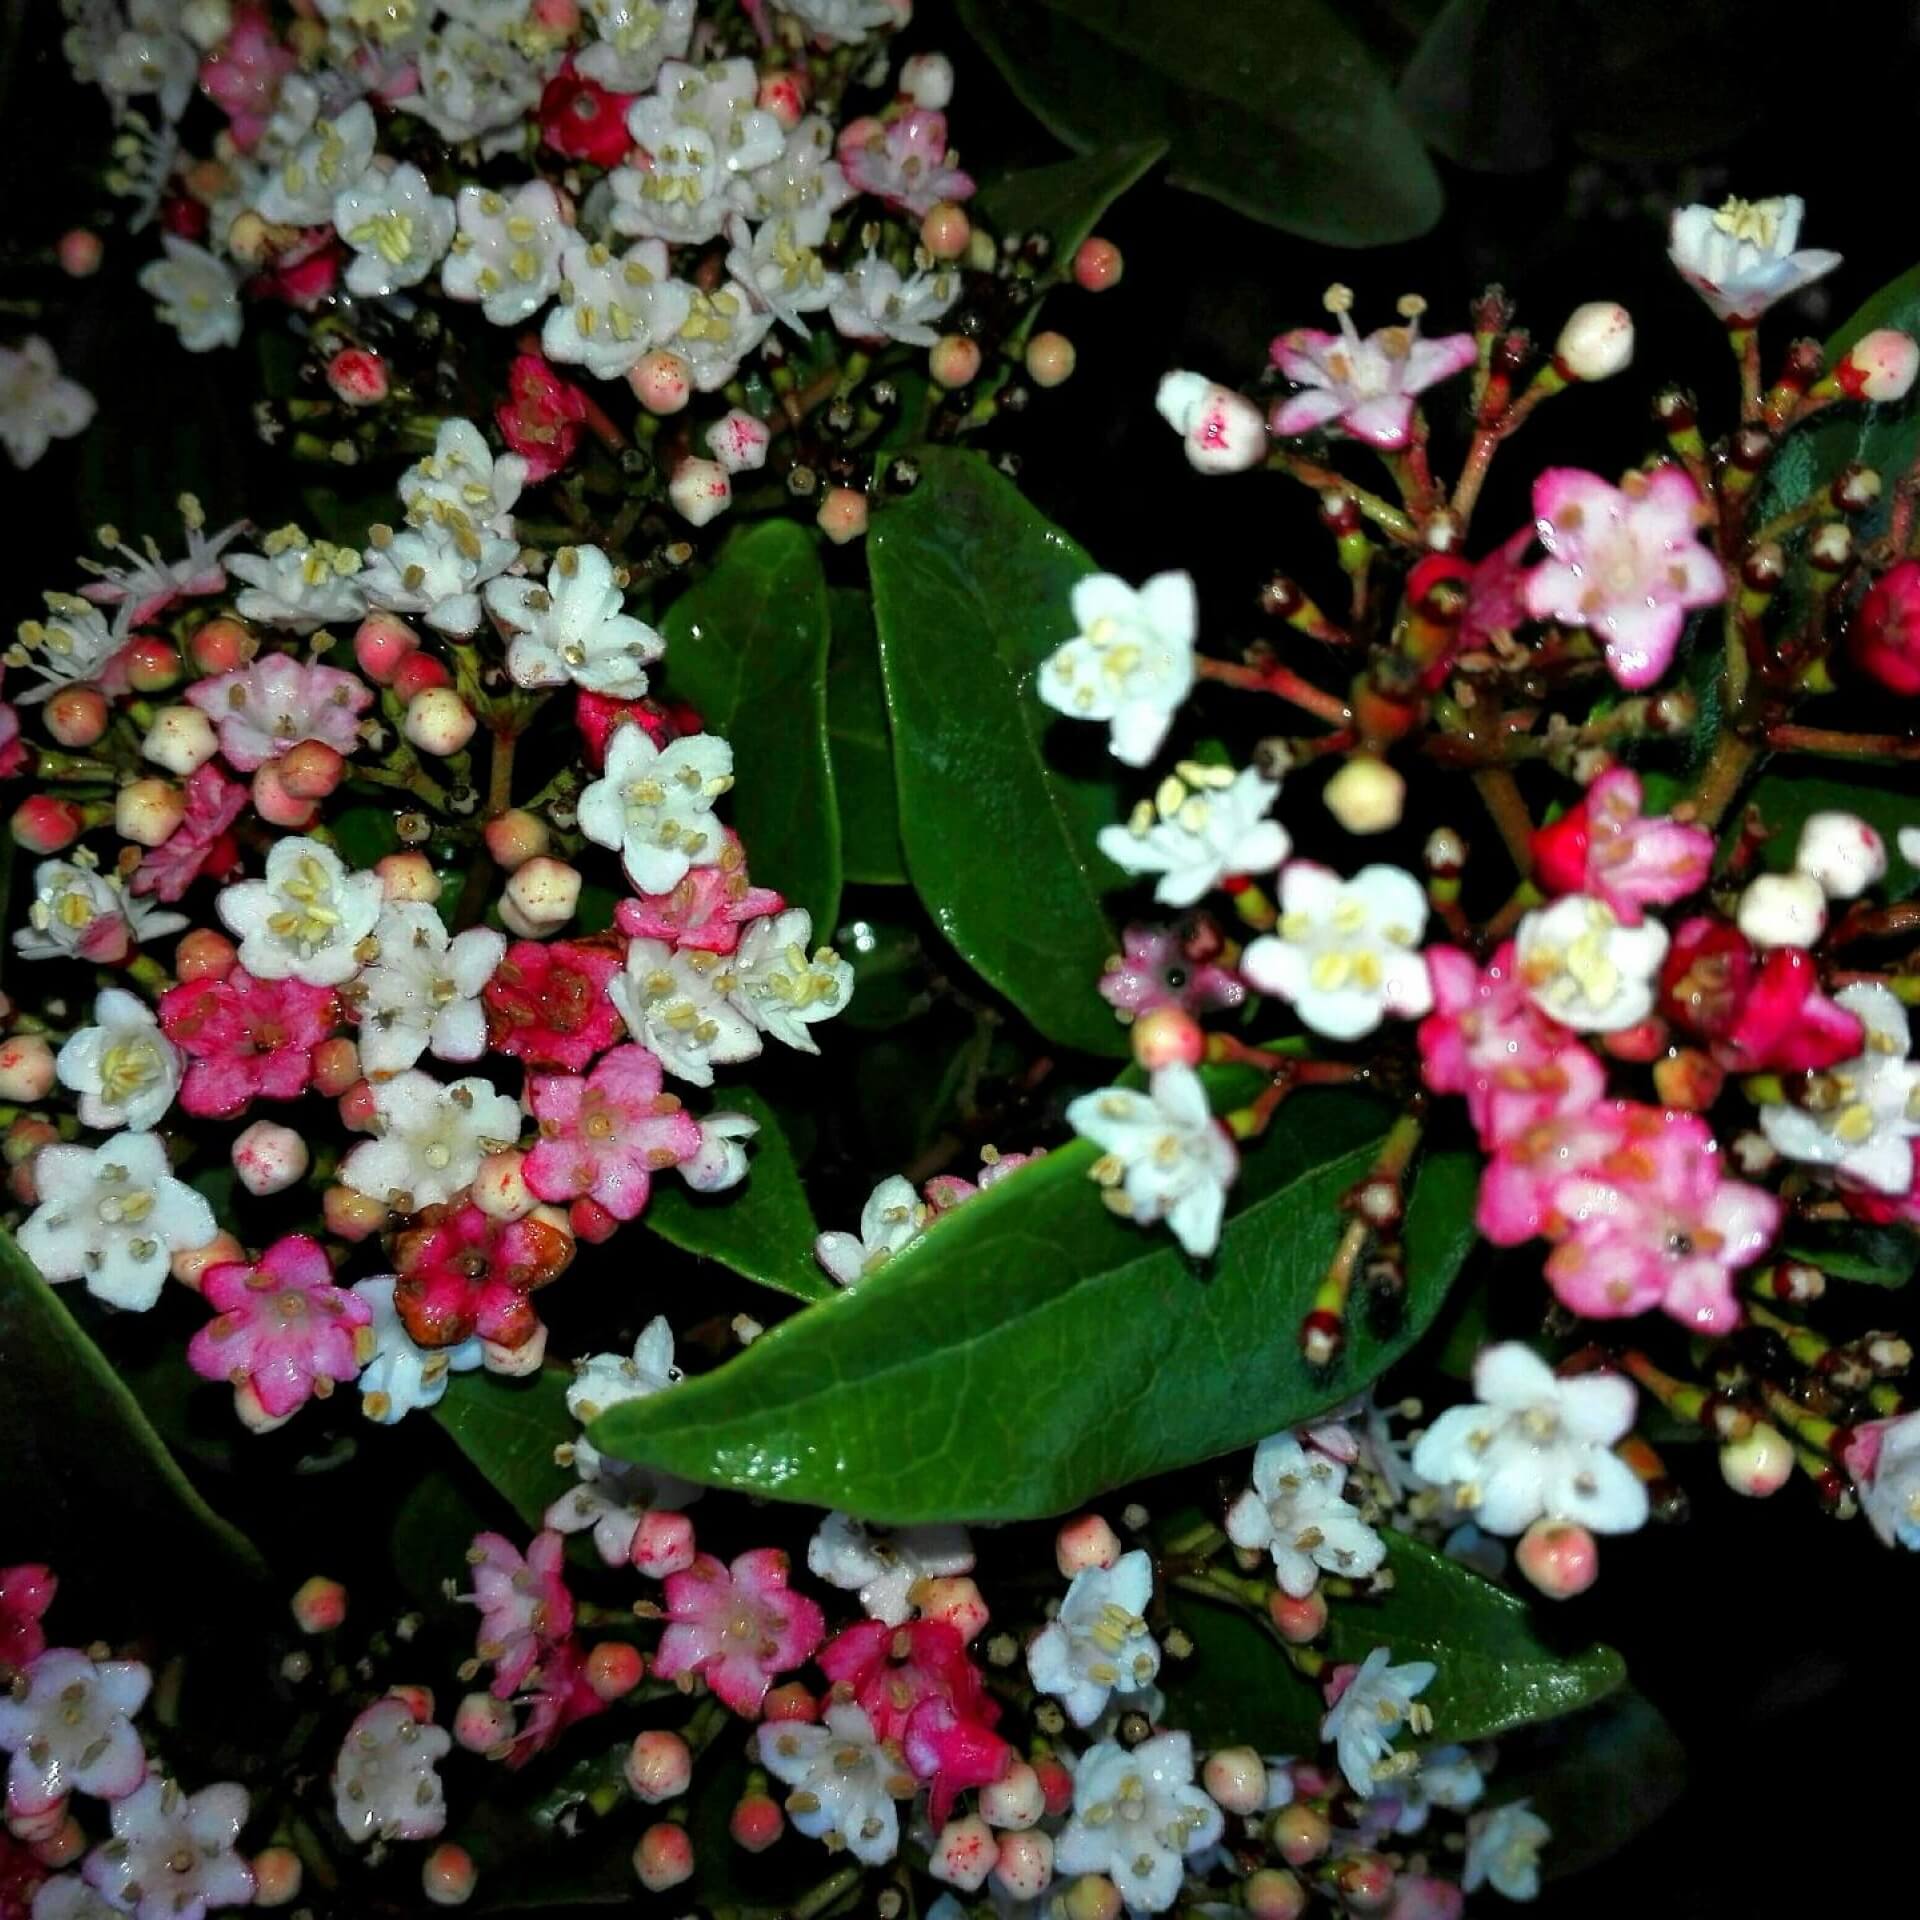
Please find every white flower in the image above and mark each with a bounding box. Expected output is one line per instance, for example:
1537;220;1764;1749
441;181;567;328
399;418;526;543
614;59;784;246
487;545;663;698
1760;982;1920;1194
32;1873;123;1920
738;115;853;227
0;1647;149;1808
95;4;199;123
341;1071;522;1212
1066;1063;1238;1258
0;336;95;470
12;596;126;701
359;518;515;640
829;252;960;349
579;726;733;896
350;1276;482;1424
805;1511;974;1625
556;1317;701;1525
679;1110;757;1192
80;507;244;630
1098;767;1289;910
81;1779;253;1920
1464;1799;1551;1902
609;938;761;1087
577;0;696;92
12;862;183;964
1054;1733;1223;1915
1394;1745;1485;1833
226;533;368;633
350;903;505;1075
1668;195;1840;324
218;837;382;987
771;0;897;45
1039;571;1197;768
253;100;376;226
541;236;692;382
55;988;181;1132
725;210;844;338
403;23;543;150
334;163;456;298
1320;1647;1435;1799
669;281;774;391
1027;1549;1161;1728
568;1314;682;1427
18;1131;215;1312
1514;892;1668;1034
757;1704;907;1866
730;909;853;1053
332;1697;450;1844
1225;1434;1386;1598
1412;1344;1648;1537
136;236;242;352
1241;862;1433;1041
813;1174;928;1286
1854;1411;1920;1550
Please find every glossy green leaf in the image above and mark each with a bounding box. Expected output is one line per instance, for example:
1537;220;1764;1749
431;1366;575;1530
869;447;1125;1056
1397;0;1554;173
973;140;1167;295
1780;1220;1920;1288
1729;769;1920;897
825;589;907;887
954;0;1441;245
0;1226;265;1583
591;1091;1479;1523
1164;1596;1321;1751
646;1089;832;1302
662;520;841;930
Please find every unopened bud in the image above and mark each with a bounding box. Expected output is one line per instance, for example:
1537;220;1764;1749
920;203;971;260
1720;1422;1794;1497
1074;237;1123;292
353;611;420;684
1323;753;1405;835
58;228;104;278
1156;371;1267;474
587;1641;645;1701
1201;1746;1267;1816
979;1760;1044;1831
1737;870;1827;949
900;51;954;108
1243;1870;1308;1920
632;1823;694;1893
992;1830;1053;1901
1514;1517;1600;1599
729;1791;784;1852
1554;301;1634;381
817;487;869;546
917;1573;988;1641
233;1120;308;1196
327;347;390;408
630;1509;697;1579
422;1843;477;1907
143;704;218;774
1832;328;1920;403
706;409;770;474
290;1574;347;1633
250;1847;302;1908
405;686;477;756
930;1814;995;1891
45;685;109;749
472;1150;534;1219
1795;810;1888;899
625;1730;692;1804
930;334;982;389
628;349;692;416
503;856;580;935
0;1036;55;1103
1025;331;1076;388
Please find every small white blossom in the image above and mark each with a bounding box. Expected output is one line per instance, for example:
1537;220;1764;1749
541;236;692;382
226;532;368;633
1668;195;1840;324
614;59;784;246
609;938;761;1087
331;1697;450;1845
403;23;544;151
81;1779;252;1920
556;1317;700;1529
441;181;567;328
1028;1549;1162;1728
1066;1062;1238;1258
55;988;182;1131
137;236;243;352
578;726;733;896
1040;571;1197;767
95;2;199;123
771;0;897;46
578;0;696;92
730;909;853;1053
805;1511;974;1625
1760;982;1920;1194
79;506;243;628
679;1110;758;1192
725;209;844;337
334;163;456;298
399;418;526;543
341;1071;522;1212
813;1175;927;1287
350;1276;482;1424
487;545;664;698
253;100;376;226
11;596;126;701
738;115;853;227
1098;767;1289;910
1054;1734;1224;1915
1319;1647;1435;1799
1514;892;1668;1033
829;252;960;349
1242;862;1434;1041
757;1704;908;1866
669;280;774;391
0;337;95;470
218;837;382;987
1393;1745;1485;1833
1854;1411;1920;1550
1412;1344;1648;1537
18;1131;215;1312
568;1314;682;1429
12;862;184;964
359;517;516;640
0;1648;150;1808
1464;1799;1551;1902
350;903;505;1076
1225;1434;1387;1597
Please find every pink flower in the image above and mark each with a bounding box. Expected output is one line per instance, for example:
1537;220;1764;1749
837;110;973;216
131;764;246;902
187;1235;372;1420
185;653;372;772
197;3;295;150
470;1532;576;1702
484;938;625;1072
652;1550;825;1718
1479;1101;1778;1331
1530;767;1713;924
497;353;592;485
0;1568;55;1675
1523;466;1726;690
503;1636;609;1768
1269;300;1477;450
537;62;636;168
574;689;673;769
390;1201;574;1351
159;968;335;1118
1419;942;1607;1149
613;831;782;954
0;695;22;781
1658;916;1863;1074
1098;924;1246;1019
523;1044;704;1221
252;234;342;310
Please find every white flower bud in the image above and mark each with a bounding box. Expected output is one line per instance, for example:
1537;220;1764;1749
1736;871;1827;949
1838;328;1920;403
1201;1746;1269;1817
1155;370;1267;475
900;52;954;109
669;458;733;527
471;1150;534;1220
142;704;218;774
624;1731;692;1804
1054;1512;1121;1577
979;1760;1045;1831
1555;302;1635;381
115;777;187;848
502;856;580;934
404;687;477;757
0;1034;55;1102
376;852;440;903
233;1120;310;1196
706;409;770;474
992;1831;1053;1901
180;0;233;50
1795;809;1888;899
1720;1422;1794;1497
930;1815;995;1891
1322;754;1406;835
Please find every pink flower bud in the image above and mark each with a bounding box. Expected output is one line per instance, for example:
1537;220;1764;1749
0;1035;55;1102
277;739;346;800
705;409;770;474
1243;1869;1308;1920
817;486;869;545
569;1194;619;1242
376;851;440;903
1074;237;1124;292
921;203;971;260
503;856;581;934
291;1574;347;1633
1034;1757;1074;1816
901;51;954;108
1272;1804;1331;1866
587;1641;645;1701
1025;331;1076;388
326;347;390;408
386;1684;436;1723
324;1183;388;1240
189;616;254;675
124;636;182;692
1267;1587;1327;1643
310;1035;360;1097
993;1830;1053;1901
392;650;452;701
1054;1511;1122;1576
176;926;237;980
1833;328;1920;403
251;1848;302;1909
116;776;186;847
472;1149;535;1219
233;1119;309;1196
1554;301;1634;382
761;1682;817;1723
1129;1007;1204;1072
58;229;104;278
629;349;692;416
337;1080;380;1131
917;1573;988;1641
45;686;109;748
931;1814;995;1890
1323;754;1406;834
729;1792;785;1853
630;1510;697;1579
1720;1421;1794;1497
11;795;87;854
632;1824;694;1893
353;611;420;684
252;760;318;828
1201;1746;1268;1815
1514;1517;1600;1599
756;70;808;129
625;1730;692;1803
1335;1851;1397;1916
453;1692;514;1753
484;807;551;870
1795;809;1887;899
930;334;981;389
422;1843;477;1908
669;457;732;527
143;704;218;773
1155;371;1267;474
405;686;477;756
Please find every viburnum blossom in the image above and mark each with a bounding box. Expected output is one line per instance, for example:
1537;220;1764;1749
757;1704;910;1867
81;1779;253;1920
523;1044;704;1219
1522;466;1726;690
333;162;456;298
1844;1412;1920;1551
579;726;733;897
488;544;664;699
390;1201;574;1352
341;1071;523;1212
78;502;241;627
813;1175;929;1286
1225;1434;1387;1597
217;837;382;987
614;58;782;246
1529;767;1713;924
253;99;376;225
541;236;690;383
469;1531;575;1700
1269;288;1477;450
1098;766;1289;909
11;597;123;704
137;236;242;352
1066;1063;1238;1258
226;530;366;633
331;1697;450;1845
681;1109;758;1191
1667;194;1840;323
0;1567;54;1673
1038;570;1198;767
1099;924;1246;1020
184;653;371;773
730;909;852;1052
350;1276;483;1424
1055;1734;1224;1914
1320;1648;1436;1799
55;989;181;1132
0;338;95;471
1659;917;1864;1074
837;109;972;216
1412;1344;1649;1537
347;904;504;1076
159;969;336;1119
827;252;959;349
1027;1549;1162;1728
537;60;635;166
483;939;626;1072
14;862;184;964
495;353;592;485
1514;893;1670;1033
0;1649;150;1818
1463;1800;1552;1902
651;1549;825;1716
805;1512;975;1626
441;181;567;328
609;938;761;1087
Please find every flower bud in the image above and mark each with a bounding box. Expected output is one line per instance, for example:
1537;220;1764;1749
1720;1421;1795;1496
422;1843;477;1908
629;349;692;416
124;636;182;692
930;333;982;389
1831;328;1920;403
1025;331;1077;388
177;926;238;980
920;202;971;260
386;1684;435;1724
729;1792;785;1852
756;70;807;129
326;347;390;408
233;1120;309;1196
290;1574;347;1633
1130;1006;1206;1069
277;739;347;801
1156;370;1267;475
816;487;869;545
305;1036;357;1100
484;1324;548;1375
632;1824;694;1893
992;1830;1053;1901
762;1681;817;1723
0;1035;55;1102
189;616;253;675
1323;753;1406;835
626;1730;692;1804
250;1847;302;1908
405;686;477;756
1074;237;1123;292
58;228;104;278
1335;1851;1397;1915
587;1641;645;1701
504;856;581;935
1736;871;1827;950
1271;1804;1330;1867
1054;1511;1123;1577
1243;1869;1308;1920
353;611;420;684
1514;1517;1600;1599
980;1760;1044;1831
11;795;87;855
376;851;441;903
706;409;770;474
483;808;550;871
392;650;453;701
1554;302;1634;381
1063;1875;1124;1920
45;686;109;749
454;1692;514;1753
669;457;733;528
1267;1587;1328;1643
179;0;233;49
630;1509;697;1579
1202;1746;1268;1815
6;1802;68;1846
143;704;218;774
115;776;186;847
917;1573;988;1641
930;1814;995;1890
472;1149;535;1219
1795;810;1888;899
901;51;954;108
250;760;317;829
324;1182;388;1241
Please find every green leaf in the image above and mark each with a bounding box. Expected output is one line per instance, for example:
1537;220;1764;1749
1729;769;1920;897
835;916;935;1031
1397;0;1555;173
662;520;841;930
954;0;1442;245
1164;1596;1321;1751
591;1091;1479;1522
869;447;1124;1056
329;802;402;870
431;1366;575;1530
825;589;907;887
973;140;1168;299
1781;1220;1920;1288
0;1227;266;1584
646;1089;833;1303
